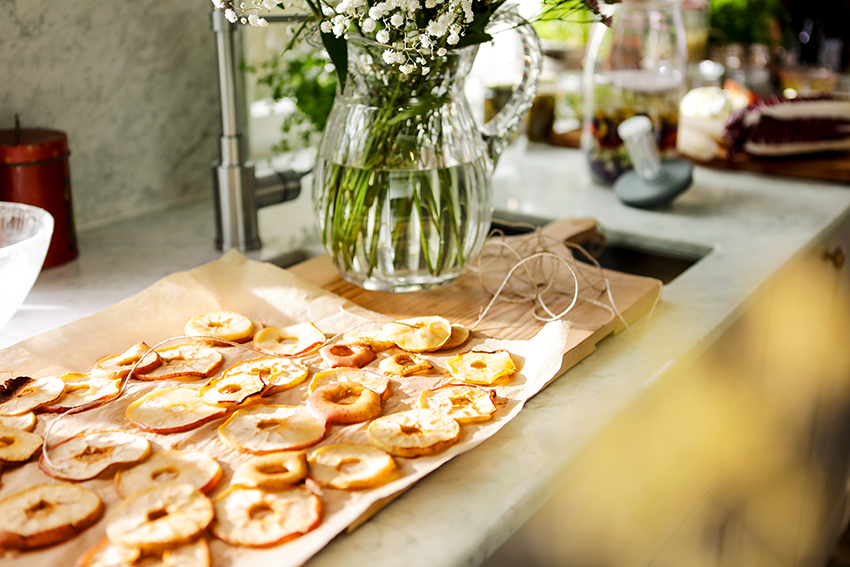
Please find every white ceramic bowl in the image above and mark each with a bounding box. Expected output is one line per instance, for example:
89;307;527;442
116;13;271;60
0;202;54;330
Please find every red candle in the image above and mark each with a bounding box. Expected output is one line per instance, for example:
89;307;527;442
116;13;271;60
0;126;78;267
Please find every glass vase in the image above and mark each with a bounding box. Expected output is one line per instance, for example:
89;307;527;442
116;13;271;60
313;8;541;292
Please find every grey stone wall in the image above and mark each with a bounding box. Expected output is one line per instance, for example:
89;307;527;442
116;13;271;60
0;0;220;228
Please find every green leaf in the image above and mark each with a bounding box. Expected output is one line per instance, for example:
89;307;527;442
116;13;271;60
385;96;451;126
455;30;493;48
320;31;348;91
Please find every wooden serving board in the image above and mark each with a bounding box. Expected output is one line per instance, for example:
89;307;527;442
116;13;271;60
548;128;850;184
686;151;850;184
289;219;663;378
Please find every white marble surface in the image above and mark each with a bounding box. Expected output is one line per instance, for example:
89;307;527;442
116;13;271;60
3;147;850;565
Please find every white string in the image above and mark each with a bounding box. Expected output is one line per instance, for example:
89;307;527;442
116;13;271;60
40;319;393;474
469;220;663;335
38;223;665;472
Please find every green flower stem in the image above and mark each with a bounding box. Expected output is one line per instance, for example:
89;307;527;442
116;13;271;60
318;49;472;280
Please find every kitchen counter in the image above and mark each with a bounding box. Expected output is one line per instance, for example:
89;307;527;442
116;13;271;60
3;146;850;566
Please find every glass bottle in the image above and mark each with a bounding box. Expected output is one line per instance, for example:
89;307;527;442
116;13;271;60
582;0;688;185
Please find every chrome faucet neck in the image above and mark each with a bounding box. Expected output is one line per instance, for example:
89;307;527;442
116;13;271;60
210;10;307;252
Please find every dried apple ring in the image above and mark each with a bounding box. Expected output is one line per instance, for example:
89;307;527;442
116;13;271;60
306;382;382;425
76;537;141;567
0;483;103;550
126;387;227;434
378;353;433;376
218;405;326;454
342;329;394;351
199;372;264;406
42;371;121;413
185;310;256;343
367;409;460;458
308;444;398;490
382;316;452;352
441;324;471;350
93;342;162;379
447;349;517;385
319;343;376;369
76;537;211;567
105;483;213;551
211;485;321;548
136;344;223;381
231;452;308;489
115;450;222;498
309;368;391;400
223;357;309;397
0;376;64;416
0;424;42;464
161;538;211;567
39;430;151;482
253;323;326;357
419;383;499;424
0;411;36;431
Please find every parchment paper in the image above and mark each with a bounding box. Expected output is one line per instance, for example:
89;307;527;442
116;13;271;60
0;250;571;566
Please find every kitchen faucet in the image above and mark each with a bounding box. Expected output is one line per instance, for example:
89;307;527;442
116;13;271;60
210;10;308;252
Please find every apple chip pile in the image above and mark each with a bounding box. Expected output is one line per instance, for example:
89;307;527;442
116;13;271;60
0;311;520;562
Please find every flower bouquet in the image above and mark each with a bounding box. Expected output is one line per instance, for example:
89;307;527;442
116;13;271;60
214;0;617;291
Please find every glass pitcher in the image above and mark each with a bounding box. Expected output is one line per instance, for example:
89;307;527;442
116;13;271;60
582;0;688;185
312;8;541;292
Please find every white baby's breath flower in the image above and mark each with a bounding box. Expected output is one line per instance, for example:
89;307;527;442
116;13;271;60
390;13;404;27
460;0;473;22
436;47;446;56
322;4;335;15
446;33;459;44
320;20;333;32
426;20;445;36
225;8;238;22
240;2;246;8
421;66;430;74
419;35;431;49
240;17;247;23
382;49;396;64
368;6;383;19
212;0;226;9
248;14;260;25
425;0;437;8
261;0;277;9
376;29;390;43
333;21;346;36
399;64;414;74
394;50;406;63
361;17;377;32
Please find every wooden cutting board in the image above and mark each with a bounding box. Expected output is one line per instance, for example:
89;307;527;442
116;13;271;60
687;151;850;184
548;128;850;184
289;219;663;378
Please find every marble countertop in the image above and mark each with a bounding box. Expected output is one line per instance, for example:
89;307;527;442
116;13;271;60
3;146;850;566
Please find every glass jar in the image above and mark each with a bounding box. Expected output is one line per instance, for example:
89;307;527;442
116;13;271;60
582;0;688;184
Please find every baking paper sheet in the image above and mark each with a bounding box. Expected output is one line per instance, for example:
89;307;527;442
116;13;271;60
0;250;571;566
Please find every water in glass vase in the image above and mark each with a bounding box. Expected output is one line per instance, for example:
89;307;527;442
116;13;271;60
314;155;492;292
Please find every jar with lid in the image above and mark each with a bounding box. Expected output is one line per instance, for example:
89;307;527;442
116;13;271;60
582;0;688;184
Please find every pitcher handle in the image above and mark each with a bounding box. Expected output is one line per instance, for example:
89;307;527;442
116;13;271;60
479;5;543;169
